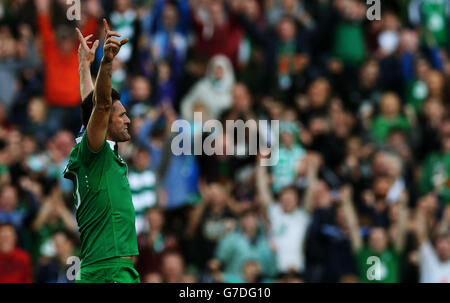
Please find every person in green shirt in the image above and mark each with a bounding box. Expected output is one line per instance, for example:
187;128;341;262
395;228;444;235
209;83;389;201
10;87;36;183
405;58;430;114
63;20;139;283
371;92;411;143
420;119;450;205
332;0;367;66
343;186;409;283
410;0;450;48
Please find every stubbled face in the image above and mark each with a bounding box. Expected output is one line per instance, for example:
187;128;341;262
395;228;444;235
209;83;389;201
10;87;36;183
108;101;131;142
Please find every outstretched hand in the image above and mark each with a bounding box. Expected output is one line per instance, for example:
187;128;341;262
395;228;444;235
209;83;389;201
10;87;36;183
102;19;128;63
76;28;99;66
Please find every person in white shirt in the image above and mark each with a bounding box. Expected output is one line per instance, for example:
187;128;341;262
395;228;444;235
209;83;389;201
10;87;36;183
415;201;450;283
256;152;320;274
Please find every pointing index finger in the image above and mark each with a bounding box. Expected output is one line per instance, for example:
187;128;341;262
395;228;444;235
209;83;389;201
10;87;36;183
103;18;110;33
76;28;88;49
75;27;84;42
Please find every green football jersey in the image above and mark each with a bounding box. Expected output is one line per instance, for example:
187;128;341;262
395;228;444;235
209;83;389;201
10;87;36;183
63;132;138;267
421;0;448;47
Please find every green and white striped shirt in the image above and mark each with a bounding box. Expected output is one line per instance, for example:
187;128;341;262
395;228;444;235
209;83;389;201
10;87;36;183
128;168;156;234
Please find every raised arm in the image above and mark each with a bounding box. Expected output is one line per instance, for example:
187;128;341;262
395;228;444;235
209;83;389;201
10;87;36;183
341;185;362;252
438;206;450;235
35;0;56;52
87;19;128;152
302;153;321;213
414;206;429;247
255;152;274;208
393;191;410;253
185;182;210;238
76;28;99;100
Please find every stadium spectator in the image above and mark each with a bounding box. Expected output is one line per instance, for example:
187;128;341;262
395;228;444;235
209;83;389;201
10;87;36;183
0;222;33;282
184;182;239;276
181;55;235;120
35;0;99;132
35;229;78;283
135;207;178;281
213;209;277;280
1;0;450;284
129;147;157;234
415;202;450;282
160;250;193;283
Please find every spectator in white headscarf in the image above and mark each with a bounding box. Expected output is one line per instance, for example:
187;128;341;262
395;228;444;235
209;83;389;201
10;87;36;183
181;55;235;121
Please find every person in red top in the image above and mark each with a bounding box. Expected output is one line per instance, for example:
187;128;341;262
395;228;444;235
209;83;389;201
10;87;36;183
0;222;33;283
35;0;99;131
191;0;243;66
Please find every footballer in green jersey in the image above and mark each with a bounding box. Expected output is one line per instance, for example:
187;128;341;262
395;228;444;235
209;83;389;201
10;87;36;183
63;19;139;283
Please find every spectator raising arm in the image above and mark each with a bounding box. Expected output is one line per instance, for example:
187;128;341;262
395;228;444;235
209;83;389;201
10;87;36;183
256;151;274;208
76;28;99;100
393;191;410;254
185;181;210;238
414;207;429;247
302;153;321;213
341;185;362;252
438;206;450;236
88;19;128;152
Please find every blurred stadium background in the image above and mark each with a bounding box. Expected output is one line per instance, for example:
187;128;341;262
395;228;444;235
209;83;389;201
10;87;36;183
0;0;450;283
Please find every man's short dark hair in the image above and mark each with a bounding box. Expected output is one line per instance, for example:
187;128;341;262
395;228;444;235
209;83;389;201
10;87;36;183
80;89;121;127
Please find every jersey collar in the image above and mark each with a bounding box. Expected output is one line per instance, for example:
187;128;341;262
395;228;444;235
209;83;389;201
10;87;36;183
107;140;116;151
107;140;120;156
74;135;118;154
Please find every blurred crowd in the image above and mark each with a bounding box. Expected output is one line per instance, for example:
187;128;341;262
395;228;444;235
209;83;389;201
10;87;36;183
1;0;450;283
